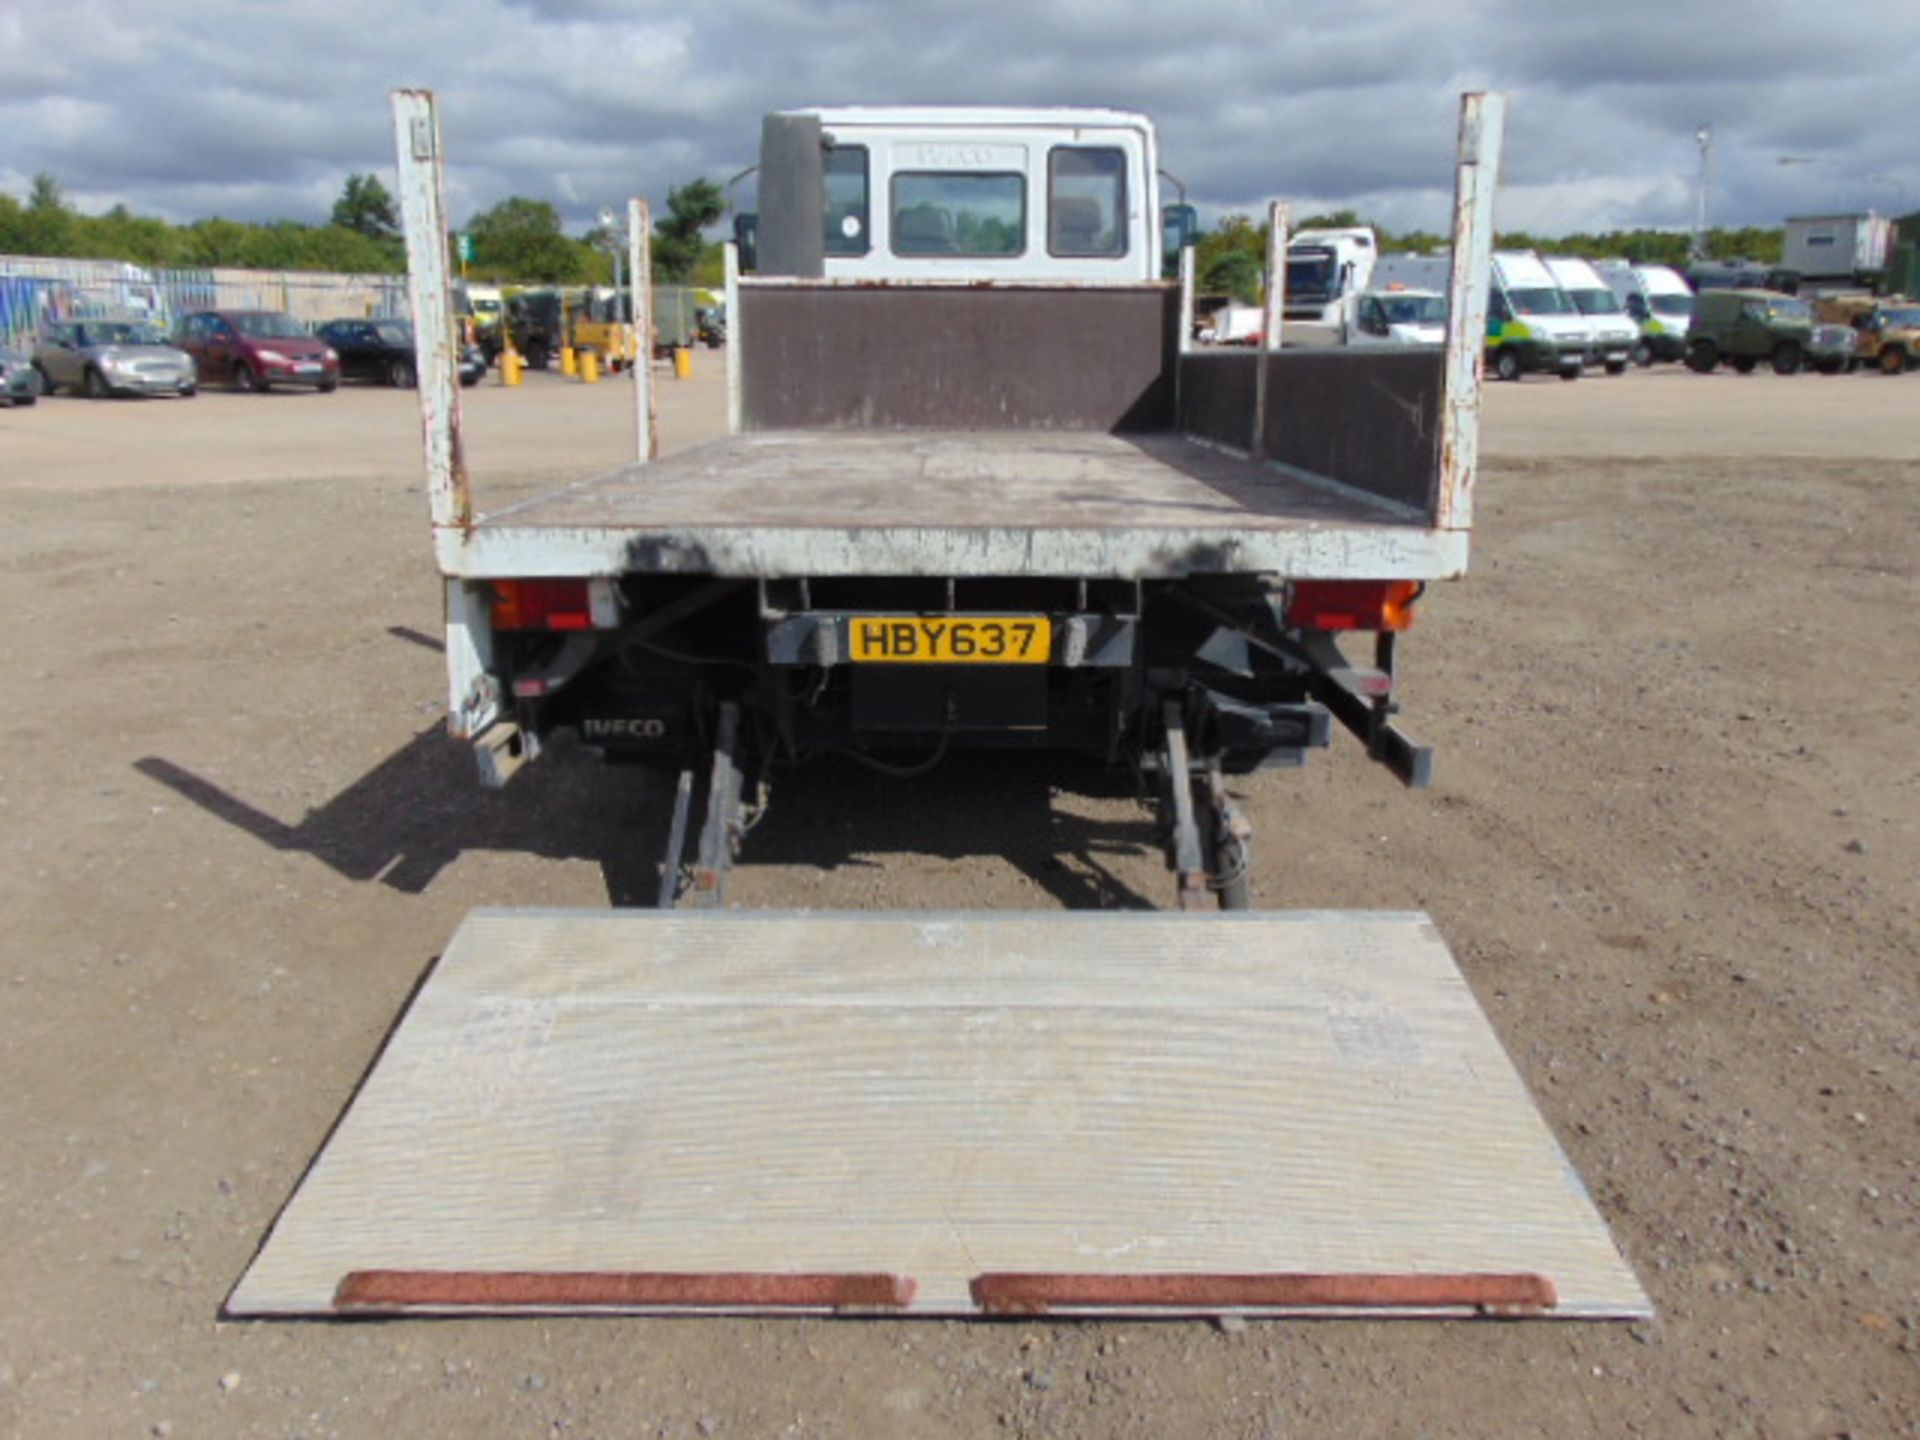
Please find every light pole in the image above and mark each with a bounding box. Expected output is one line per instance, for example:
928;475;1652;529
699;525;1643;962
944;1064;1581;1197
1691;125;1712;263
599;207;623;301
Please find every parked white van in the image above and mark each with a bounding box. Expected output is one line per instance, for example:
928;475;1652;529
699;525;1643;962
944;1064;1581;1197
1594;261;1695;364
1351;288;1448;347
1487;251;1588;380
1543;256;1636;374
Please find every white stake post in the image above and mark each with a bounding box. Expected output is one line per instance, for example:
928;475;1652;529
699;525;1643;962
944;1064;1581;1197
629;198;655;462
390;88;469;535
1439;91;1506;533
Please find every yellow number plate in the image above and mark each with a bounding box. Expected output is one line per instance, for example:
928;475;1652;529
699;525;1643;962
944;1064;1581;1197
849;616;1051;664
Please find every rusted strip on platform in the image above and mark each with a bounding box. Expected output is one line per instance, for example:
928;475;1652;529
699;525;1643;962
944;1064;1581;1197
335;1269;916;1313
970;1272;1558;1316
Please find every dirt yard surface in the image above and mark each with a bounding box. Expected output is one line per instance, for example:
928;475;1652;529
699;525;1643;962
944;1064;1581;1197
2;359;1916;1438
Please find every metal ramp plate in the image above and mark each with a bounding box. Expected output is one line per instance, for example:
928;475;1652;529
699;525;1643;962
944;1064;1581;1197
229;910;1649;1320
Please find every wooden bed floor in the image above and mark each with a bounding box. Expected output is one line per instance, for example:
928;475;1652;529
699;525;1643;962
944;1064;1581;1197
476;430;1422;536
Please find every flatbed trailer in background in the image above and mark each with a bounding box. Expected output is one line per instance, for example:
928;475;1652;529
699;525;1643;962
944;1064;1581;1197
226;90;1650;1323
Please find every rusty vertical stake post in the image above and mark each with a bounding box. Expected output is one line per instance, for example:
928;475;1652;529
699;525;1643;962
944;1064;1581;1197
629;198;655;462
389;88;470;535
1439;91;1506;533
1251;199;1290;460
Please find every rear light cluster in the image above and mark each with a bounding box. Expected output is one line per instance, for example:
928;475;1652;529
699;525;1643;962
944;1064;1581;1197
491;579;617;631
1286;580;1421;632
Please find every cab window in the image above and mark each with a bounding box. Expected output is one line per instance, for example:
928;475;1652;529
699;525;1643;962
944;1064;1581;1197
891;173;1026;257
823;144;869;256
1047;147;1127;258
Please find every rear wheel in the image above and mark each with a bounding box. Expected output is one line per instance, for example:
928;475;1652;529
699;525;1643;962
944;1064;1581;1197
1493;347;1522;382
1630;339;1653;368
386;358;415;388
1558;362;1581;382
1686;341;1718;373
1770;343;1801;376
1881;348;1908;375
84;367;110;399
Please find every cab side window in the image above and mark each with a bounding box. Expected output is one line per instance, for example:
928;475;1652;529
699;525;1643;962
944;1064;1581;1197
1488;290;1512;324
823;144;869;257
1047;147;1127;258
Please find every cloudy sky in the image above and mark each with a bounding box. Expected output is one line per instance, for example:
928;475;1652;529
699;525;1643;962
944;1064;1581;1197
2;0;1915;239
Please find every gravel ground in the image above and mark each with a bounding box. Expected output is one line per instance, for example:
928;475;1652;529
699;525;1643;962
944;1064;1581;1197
1;358;1915;1438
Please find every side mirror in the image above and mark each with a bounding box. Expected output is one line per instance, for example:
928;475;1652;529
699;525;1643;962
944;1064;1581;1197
1161;203;1198;255
733;213;759;275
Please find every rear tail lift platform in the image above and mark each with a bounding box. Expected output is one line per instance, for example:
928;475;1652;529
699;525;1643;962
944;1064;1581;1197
230;910;1648;1320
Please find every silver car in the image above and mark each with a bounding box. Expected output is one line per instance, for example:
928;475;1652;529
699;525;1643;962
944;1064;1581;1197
0;346;42;406
33;318;197;398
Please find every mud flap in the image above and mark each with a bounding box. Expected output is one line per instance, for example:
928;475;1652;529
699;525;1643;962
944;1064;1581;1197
229;910;1649;1320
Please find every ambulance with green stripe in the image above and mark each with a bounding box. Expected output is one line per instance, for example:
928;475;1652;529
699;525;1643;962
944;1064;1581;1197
1486;250;1588;381
1595;260;1695;364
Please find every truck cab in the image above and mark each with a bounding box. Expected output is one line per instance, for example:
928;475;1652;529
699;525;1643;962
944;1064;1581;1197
1283;226;1378;336
742;107;1163;284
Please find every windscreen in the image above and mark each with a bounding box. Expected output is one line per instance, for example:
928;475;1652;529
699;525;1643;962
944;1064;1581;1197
1381;294;1447;325
90;322;170;346
1286;251;1336;299
1568;287;1624;316
235;312;308;339
1507;287;1573;316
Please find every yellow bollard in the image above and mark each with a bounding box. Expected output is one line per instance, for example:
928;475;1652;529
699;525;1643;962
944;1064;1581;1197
673;345;693;380
560;345;577;378
580;349;600;384
500;349;523;387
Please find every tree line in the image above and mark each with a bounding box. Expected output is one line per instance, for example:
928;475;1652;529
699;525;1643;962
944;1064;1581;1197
1197;208;1786;302
0;172;728;287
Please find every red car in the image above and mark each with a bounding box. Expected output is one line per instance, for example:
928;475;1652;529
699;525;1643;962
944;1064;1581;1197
174;310;340;393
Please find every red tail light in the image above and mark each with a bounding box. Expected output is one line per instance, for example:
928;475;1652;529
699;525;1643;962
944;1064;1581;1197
491;579;593;631
1286;580;1421;632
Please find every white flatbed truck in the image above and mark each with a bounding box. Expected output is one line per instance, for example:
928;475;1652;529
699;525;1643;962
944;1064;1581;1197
226;92;1649;1323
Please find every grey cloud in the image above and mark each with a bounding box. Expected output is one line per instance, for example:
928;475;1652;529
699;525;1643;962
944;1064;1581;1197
2;0;1914;242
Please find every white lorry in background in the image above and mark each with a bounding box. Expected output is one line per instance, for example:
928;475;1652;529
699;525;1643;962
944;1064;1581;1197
1594;261;1695;364
1783;212;1894;286
1542;256;1636;374
1350;287;1448;347
1486;250;1587;381
1283;226;1377;340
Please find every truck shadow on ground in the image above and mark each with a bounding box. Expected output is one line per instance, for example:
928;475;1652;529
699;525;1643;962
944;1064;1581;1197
134;733;1166;910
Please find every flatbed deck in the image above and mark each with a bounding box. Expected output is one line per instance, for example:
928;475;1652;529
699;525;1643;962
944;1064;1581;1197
440;431;1468;581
